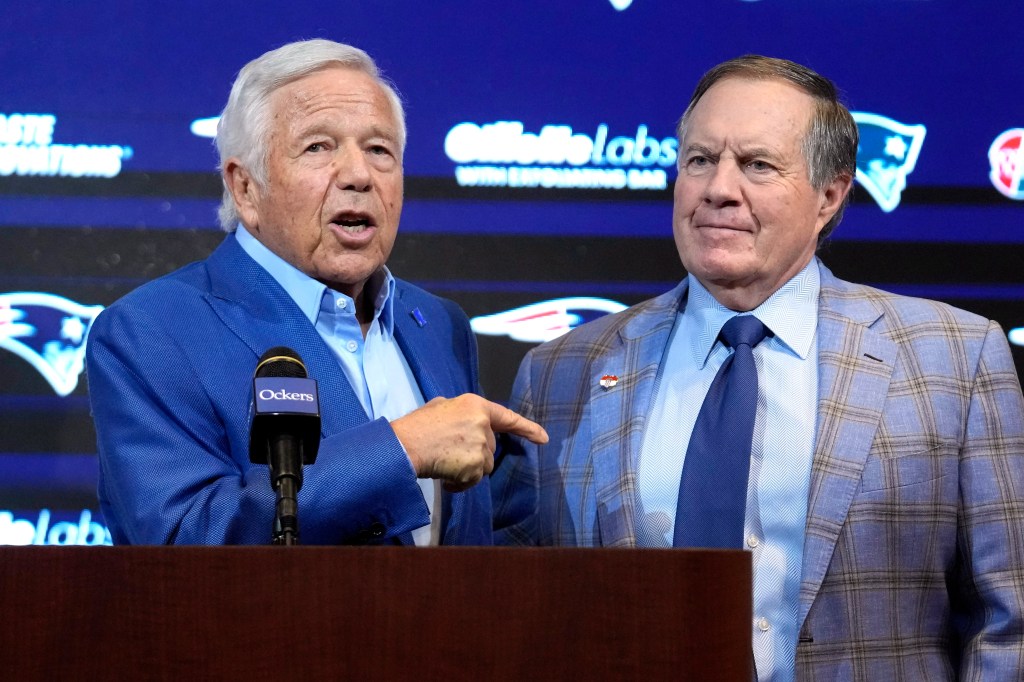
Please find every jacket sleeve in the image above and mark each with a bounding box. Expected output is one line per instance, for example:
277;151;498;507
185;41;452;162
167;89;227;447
956;320;1024;679
490;348;540;546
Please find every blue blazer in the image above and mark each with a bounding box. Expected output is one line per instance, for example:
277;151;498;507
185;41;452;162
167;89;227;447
492;261;1024;679
87;234;491;545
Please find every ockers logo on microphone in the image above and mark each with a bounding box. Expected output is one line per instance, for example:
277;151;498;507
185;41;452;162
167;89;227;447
258;388;315;402
254;377;319;415
445;121;677;190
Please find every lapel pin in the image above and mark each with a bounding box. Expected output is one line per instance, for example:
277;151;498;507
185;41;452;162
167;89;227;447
599;374;619;388
410;308;427;328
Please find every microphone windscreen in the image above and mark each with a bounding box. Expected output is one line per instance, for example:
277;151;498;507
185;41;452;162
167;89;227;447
250;346;320;465
256;346;307;379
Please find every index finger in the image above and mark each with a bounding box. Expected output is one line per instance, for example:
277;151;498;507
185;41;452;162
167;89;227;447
485;400;549;445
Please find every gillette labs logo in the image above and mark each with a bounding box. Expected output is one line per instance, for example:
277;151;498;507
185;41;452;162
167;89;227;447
0;509;112;546
445;121;677;190
0;113;133;178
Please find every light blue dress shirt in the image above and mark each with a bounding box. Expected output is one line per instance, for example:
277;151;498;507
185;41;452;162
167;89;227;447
235;227;439;545
636;260;820;682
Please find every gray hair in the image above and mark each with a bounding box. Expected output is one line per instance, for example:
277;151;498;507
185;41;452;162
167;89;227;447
676;55;858;244
215;39;406;231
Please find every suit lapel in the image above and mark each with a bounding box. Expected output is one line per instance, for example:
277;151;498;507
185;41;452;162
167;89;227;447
799;265;896;627
202;240;479;545
391;290;450;401
202;236;368;438
589;282;685;547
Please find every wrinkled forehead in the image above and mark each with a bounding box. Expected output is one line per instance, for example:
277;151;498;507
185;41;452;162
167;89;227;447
274;67;392;112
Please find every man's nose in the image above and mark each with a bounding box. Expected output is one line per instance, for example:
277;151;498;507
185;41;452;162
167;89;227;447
332;142;372;192
703;162;742;206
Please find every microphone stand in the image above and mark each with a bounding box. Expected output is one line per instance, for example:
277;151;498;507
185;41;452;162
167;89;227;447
269;434;303;546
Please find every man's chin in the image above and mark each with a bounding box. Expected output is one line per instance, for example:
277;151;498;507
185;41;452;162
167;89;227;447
683;254;755;283
316;259;387;295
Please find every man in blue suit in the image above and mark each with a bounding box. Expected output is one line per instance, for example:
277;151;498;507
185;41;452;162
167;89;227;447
87;39;546;546
492;56;1024;679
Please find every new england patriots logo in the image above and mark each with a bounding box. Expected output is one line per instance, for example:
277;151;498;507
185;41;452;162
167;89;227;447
470;297;627;343
852;112;926;212
0;292;104;396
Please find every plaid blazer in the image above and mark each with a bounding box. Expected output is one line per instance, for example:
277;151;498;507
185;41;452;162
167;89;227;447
491;260;1024;680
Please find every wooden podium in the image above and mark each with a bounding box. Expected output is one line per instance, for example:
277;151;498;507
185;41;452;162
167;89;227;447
0;547;750;680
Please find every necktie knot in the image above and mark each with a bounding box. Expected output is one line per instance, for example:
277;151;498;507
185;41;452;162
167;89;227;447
720;315;770;350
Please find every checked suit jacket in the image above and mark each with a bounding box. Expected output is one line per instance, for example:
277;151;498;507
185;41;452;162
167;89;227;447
492;260;1024;680
87;233;491;546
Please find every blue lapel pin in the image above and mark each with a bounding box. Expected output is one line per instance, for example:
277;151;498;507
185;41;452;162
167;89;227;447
410;307;427;328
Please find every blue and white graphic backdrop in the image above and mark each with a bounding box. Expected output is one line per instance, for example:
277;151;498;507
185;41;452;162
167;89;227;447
2;1;1021;544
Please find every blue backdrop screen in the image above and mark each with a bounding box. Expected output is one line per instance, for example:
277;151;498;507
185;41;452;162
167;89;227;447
1;1;1021;544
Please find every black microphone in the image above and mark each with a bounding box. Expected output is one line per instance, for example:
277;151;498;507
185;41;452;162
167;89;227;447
249;346;321;545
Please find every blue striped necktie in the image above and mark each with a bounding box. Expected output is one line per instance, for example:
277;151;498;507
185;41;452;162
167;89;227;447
673;314;771;549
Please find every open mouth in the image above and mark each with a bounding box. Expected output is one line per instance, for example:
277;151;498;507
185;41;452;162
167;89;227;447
330;211;374;234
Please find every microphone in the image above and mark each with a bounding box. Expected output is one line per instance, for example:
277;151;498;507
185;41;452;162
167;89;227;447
249;346;321;545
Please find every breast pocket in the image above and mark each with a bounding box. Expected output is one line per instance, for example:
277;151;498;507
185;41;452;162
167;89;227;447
847;444;959;572
857;444;957;501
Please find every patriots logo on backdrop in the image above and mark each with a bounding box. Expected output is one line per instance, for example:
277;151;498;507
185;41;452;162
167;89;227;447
0;292;105;396
470;297;627;343
852;112;926;212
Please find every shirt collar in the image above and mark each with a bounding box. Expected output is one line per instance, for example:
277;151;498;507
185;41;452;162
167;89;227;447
683;259;820;367
234;225;396;335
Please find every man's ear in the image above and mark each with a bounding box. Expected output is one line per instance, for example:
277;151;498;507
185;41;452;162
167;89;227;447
816;172;853;232
223;158;260;230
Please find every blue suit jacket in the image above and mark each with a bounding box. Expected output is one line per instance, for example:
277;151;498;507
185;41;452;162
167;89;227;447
492;261;1024;679
87;234;491;545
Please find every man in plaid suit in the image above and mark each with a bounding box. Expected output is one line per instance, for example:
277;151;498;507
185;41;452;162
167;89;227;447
491;55;1024;680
